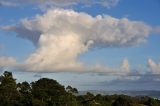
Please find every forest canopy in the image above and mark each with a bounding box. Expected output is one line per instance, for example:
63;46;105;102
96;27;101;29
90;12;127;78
0;71;160;106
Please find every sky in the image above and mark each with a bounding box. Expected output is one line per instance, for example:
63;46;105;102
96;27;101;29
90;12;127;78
0;0;160;91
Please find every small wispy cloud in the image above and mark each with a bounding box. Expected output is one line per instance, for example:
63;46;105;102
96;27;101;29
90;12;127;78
33;73;42;78
0;56;17;69
0;0;119;8
148;58;160;74
0;1;17;7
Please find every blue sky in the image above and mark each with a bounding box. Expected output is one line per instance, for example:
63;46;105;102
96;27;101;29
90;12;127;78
0;0;160;91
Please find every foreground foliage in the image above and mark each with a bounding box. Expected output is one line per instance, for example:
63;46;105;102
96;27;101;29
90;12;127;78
0;71;160;106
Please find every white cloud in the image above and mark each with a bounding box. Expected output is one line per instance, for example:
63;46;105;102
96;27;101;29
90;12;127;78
1;9;153;73
91;0;119;8
0;0;119;8
8;9;152;46
24;33;86;72
148;58;160;74
93;59;131;76
0;56;17;68
121;58;130;72
0;1;17;7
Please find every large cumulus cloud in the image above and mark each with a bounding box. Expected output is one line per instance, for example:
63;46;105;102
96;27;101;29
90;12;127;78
1;8;153;73
6;9;152;46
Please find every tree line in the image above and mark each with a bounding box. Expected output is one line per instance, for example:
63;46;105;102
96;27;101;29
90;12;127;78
0;71;160;106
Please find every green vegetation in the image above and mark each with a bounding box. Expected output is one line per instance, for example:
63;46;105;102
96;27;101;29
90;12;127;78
0;71;160;106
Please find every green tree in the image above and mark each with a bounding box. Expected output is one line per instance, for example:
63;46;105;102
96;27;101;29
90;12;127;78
0;71;20;106
66;85;78;94
147;98;160;106
65;86;79;106
112;97;131;106
31;78;66;106
80;92;100;106
95;94;111;106
17;81;32;106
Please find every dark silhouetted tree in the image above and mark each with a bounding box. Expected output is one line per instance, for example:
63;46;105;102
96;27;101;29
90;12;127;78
66;85;78;94
112;97;131;106
17;81;32;106
0;71;20;106
31;78;66;106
